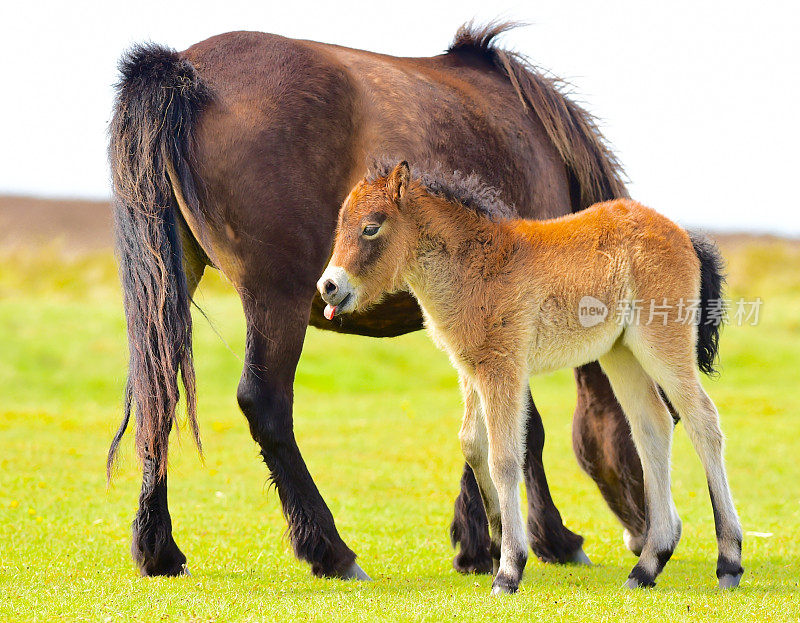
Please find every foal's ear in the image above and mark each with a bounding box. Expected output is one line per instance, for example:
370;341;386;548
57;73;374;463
387;161;410;204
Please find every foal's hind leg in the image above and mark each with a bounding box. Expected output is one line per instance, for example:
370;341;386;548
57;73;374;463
645;368;743;588
599;345;681;588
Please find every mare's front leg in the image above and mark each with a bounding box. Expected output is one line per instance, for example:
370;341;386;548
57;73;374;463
450;387;587;573
573;363;647;554
522;389;588;564
450;464;493;573
237;290;367;580
475;366;529;595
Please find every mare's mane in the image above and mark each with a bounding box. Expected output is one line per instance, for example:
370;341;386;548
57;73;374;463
366;158;515;222
447;21;627;207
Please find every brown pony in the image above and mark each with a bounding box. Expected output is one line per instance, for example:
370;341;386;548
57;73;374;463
319;160;743;593
107;22;648;580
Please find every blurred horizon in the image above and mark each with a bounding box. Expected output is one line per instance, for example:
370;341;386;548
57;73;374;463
1;0;798;234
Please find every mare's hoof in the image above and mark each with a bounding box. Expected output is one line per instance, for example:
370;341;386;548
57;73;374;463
567;548;592;566
180;564;191;577
338;561;371;581
453;552;493;575
623;529;644;557
718;573;742;589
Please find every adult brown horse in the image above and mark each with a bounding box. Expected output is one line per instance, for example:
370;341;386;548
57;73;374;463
107;21;646;580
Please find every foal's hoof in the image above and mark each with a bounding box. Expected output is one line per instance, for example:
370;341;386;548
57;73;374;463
490;584;516;596
490;574;518;596
567;547;592;566
338;561;371;581
623;529;644;557
180;564;191;577
718;573;742;589
623;576;654;589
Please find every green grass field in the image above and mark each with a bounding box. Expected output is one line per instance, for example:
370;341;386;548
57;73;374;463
1;237;798;621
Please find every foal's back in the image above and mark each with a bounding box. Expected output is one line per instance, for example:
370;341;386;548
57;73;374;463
516;198;698;297
508;199;700;372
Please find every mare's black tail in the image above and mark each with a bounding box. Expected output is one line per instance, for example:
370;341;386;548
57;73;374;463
107;44;210;480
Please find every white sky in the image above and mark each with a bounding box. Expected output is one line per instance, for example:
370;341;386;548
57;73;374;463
1;0;798;233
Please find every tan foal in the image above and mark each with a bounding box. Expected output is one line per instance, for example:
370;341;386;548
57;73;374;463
318;160;743;594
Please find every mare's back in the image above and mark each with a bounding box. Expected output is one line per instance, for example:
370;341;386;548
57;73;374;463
183;30;572;221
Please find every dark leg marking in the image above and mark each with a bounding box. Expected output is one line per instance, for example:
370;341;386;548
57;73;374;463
491;549;528;596
624;507;682;588
710;488;744;588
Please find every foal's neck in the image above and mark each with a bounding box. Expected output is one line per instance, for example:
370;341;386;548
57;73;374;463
403;193;514;312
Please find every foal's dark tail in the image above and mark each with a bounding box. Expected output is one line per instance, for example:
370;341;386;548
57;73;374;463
107;44;210;481
689;232;726;377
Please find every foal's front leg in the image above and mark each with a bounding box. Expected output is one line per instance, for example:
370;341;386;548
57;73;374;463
475;368;529;595
458;377;502;573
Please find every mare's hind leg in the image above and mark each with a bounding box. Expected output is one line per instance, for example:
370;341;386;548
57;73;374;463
573;363;647;555
637;359;743;588
133;233;205;577
132;459;188;576
451;387;587;573
598;345;681;588
237;291;365;580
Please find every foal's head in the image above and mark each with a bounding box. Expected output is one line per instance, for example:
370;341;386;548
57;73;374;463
318;161;416;319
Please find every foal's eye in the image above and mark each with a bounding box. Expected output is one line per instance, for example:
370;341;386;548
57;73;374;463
362;224;381;238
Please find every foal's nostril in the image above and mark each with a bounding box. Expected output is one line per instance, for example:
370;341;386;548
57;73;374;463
323;279;338;296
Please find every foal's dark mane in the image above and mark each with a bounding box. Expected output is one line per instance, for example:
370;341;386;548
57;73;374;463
367;158;515;222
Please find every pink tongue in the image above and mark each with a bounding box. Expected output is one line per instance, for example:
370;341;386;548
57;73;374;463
323;304;337;320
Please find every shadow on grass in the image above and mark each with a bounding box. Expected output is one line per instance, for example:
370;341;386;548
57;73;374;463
187;555;796;597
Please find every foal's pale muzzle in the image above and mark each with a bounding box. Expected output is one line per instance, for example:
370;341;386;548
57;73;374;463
317;265;357;319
